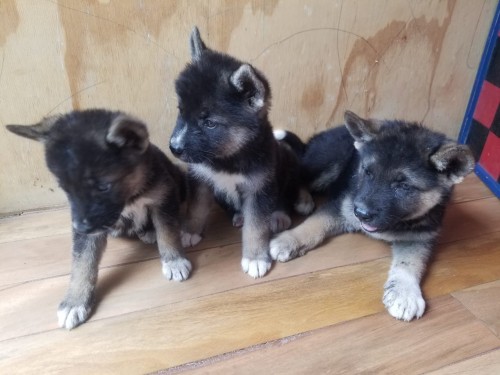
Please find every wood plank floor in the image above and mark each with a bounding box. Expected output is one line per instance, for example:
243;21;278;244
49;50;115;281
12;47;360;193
0;174;499;374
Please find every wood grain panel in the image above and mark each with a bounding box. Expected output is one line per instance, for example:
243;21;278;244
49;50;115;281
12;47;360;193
426;349;500;375
1;230;500;372
453;280;500;338
168;296;500;375
0;233;389;341
1;187;497;287
0;0;496;213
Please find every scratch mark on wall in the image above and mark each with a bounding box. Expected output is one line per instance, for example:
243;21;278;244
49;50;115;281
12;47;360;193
45;80;106;116
420;0;457;124
45;0;179;61
466;0;488;69
336;0;348;107
0;53;5;93
250;27;383;64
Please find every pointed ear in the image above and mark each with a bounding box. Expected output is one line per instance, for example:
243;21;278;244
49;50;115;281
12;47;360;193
229;64;268;110
6;116;59;142
344;111;381;149
106;115;149;153
430;143;475;184
190;26;207;62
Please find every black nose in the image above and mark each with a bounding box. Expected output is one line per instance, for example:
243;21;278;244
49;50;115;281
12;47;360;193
354;205;373;222
169;143;183;156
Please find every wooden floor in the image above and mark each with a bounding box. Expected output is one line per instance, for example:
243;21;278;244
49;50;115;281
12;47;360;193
0;174;499;374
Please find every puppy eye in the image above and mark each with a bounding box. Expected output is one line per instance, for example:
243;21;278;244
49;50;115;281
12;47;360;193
96;182;112;193
363;167;372;177
395;181;412;191
204;119;216;129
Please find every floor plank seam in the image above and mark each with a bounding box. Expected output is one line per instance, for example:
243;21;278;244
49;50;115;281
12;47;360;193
151;330;313;374
421;346;500;374
451;292;500;339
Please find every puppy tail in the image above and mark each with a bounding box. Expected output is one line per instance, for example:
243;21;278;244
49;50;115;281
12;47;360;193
273;129;306;157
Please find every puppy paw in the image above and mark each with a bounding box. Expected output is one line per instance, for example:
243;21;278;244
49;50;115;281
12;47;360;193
57;300;92;330
383;277;425;321
241;257;271;278
270;231;301;262
162;257;192;281
232;212;244;227
270;211;292;233
181;231;202;248
138;230;157;244
294;189;315;216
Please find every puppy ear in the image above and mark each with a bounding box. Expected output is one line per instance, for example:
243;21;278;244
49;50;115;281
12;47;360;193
430;143;475;184
230;64;268;110
6;115;59;142
190;26;207;62
106;115;149;153
344;111;381;149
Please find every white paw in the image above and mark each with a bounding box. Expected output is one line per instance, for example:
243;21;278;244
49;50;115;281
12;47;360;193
181;231;202;248
57;304;91;330
138;230;156;244
383;278;425;321
270;211;292;234
270;231;300;262
162;257;192;281
241;258;271;278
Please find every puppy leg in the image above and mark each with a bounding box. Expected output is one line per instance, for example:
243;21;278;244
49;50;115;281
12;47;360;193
152;208;192;281
241;195;273;278
270;202;344;262
383;241;432;321
58;231;106;330
182;180;213;247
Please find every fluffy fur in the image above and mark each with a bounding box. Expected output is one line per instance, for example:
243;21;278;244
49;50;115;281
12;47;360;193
169;27;314;278
271;111;475;321
7;109;191;329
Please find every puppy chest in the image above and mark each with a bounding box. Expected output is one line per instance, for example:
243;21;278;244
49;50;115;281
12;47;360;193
116;197;155;232
192;165;249;209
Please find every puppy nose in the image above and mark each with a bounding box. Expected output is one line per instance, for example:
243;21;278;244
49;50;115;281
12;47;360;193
354;205;373;222
73;219;93;234
169;143;183;156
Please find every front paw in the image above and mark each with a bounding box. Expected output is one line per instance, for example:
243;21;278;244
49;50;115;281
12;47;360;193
241;257;271;278
232;212;244;227
270;231;301;262
270;211;292;234
181;231;202;248
162;257;192;281
138;230;157;244
383;277;425;321
57;299;93;330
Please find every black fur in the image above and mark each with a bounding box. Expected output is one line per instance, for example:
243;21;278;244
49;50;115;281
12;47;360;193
7;109;191;329
270;111;475;321
169;27;312;278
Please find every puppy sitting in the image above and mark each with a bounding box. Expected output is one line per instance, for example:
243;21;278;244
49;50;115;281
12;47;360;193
169;27;314;278
271;111;475;321
7;109;191;329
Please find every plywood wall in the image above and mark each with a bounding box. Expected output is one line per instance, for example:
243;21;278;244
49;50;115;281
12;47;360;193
0;0;496;214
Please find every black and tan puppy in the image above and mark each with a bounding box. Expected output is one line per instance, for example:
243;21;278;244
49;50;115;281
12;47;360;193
169;27;314;278
271;111;475;321
7;109;191;329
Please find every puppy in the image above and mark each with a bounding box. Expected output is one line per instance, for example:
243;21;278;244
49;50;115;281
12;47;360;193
271;111;475;321
7;109;191;329
169;27;314;278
